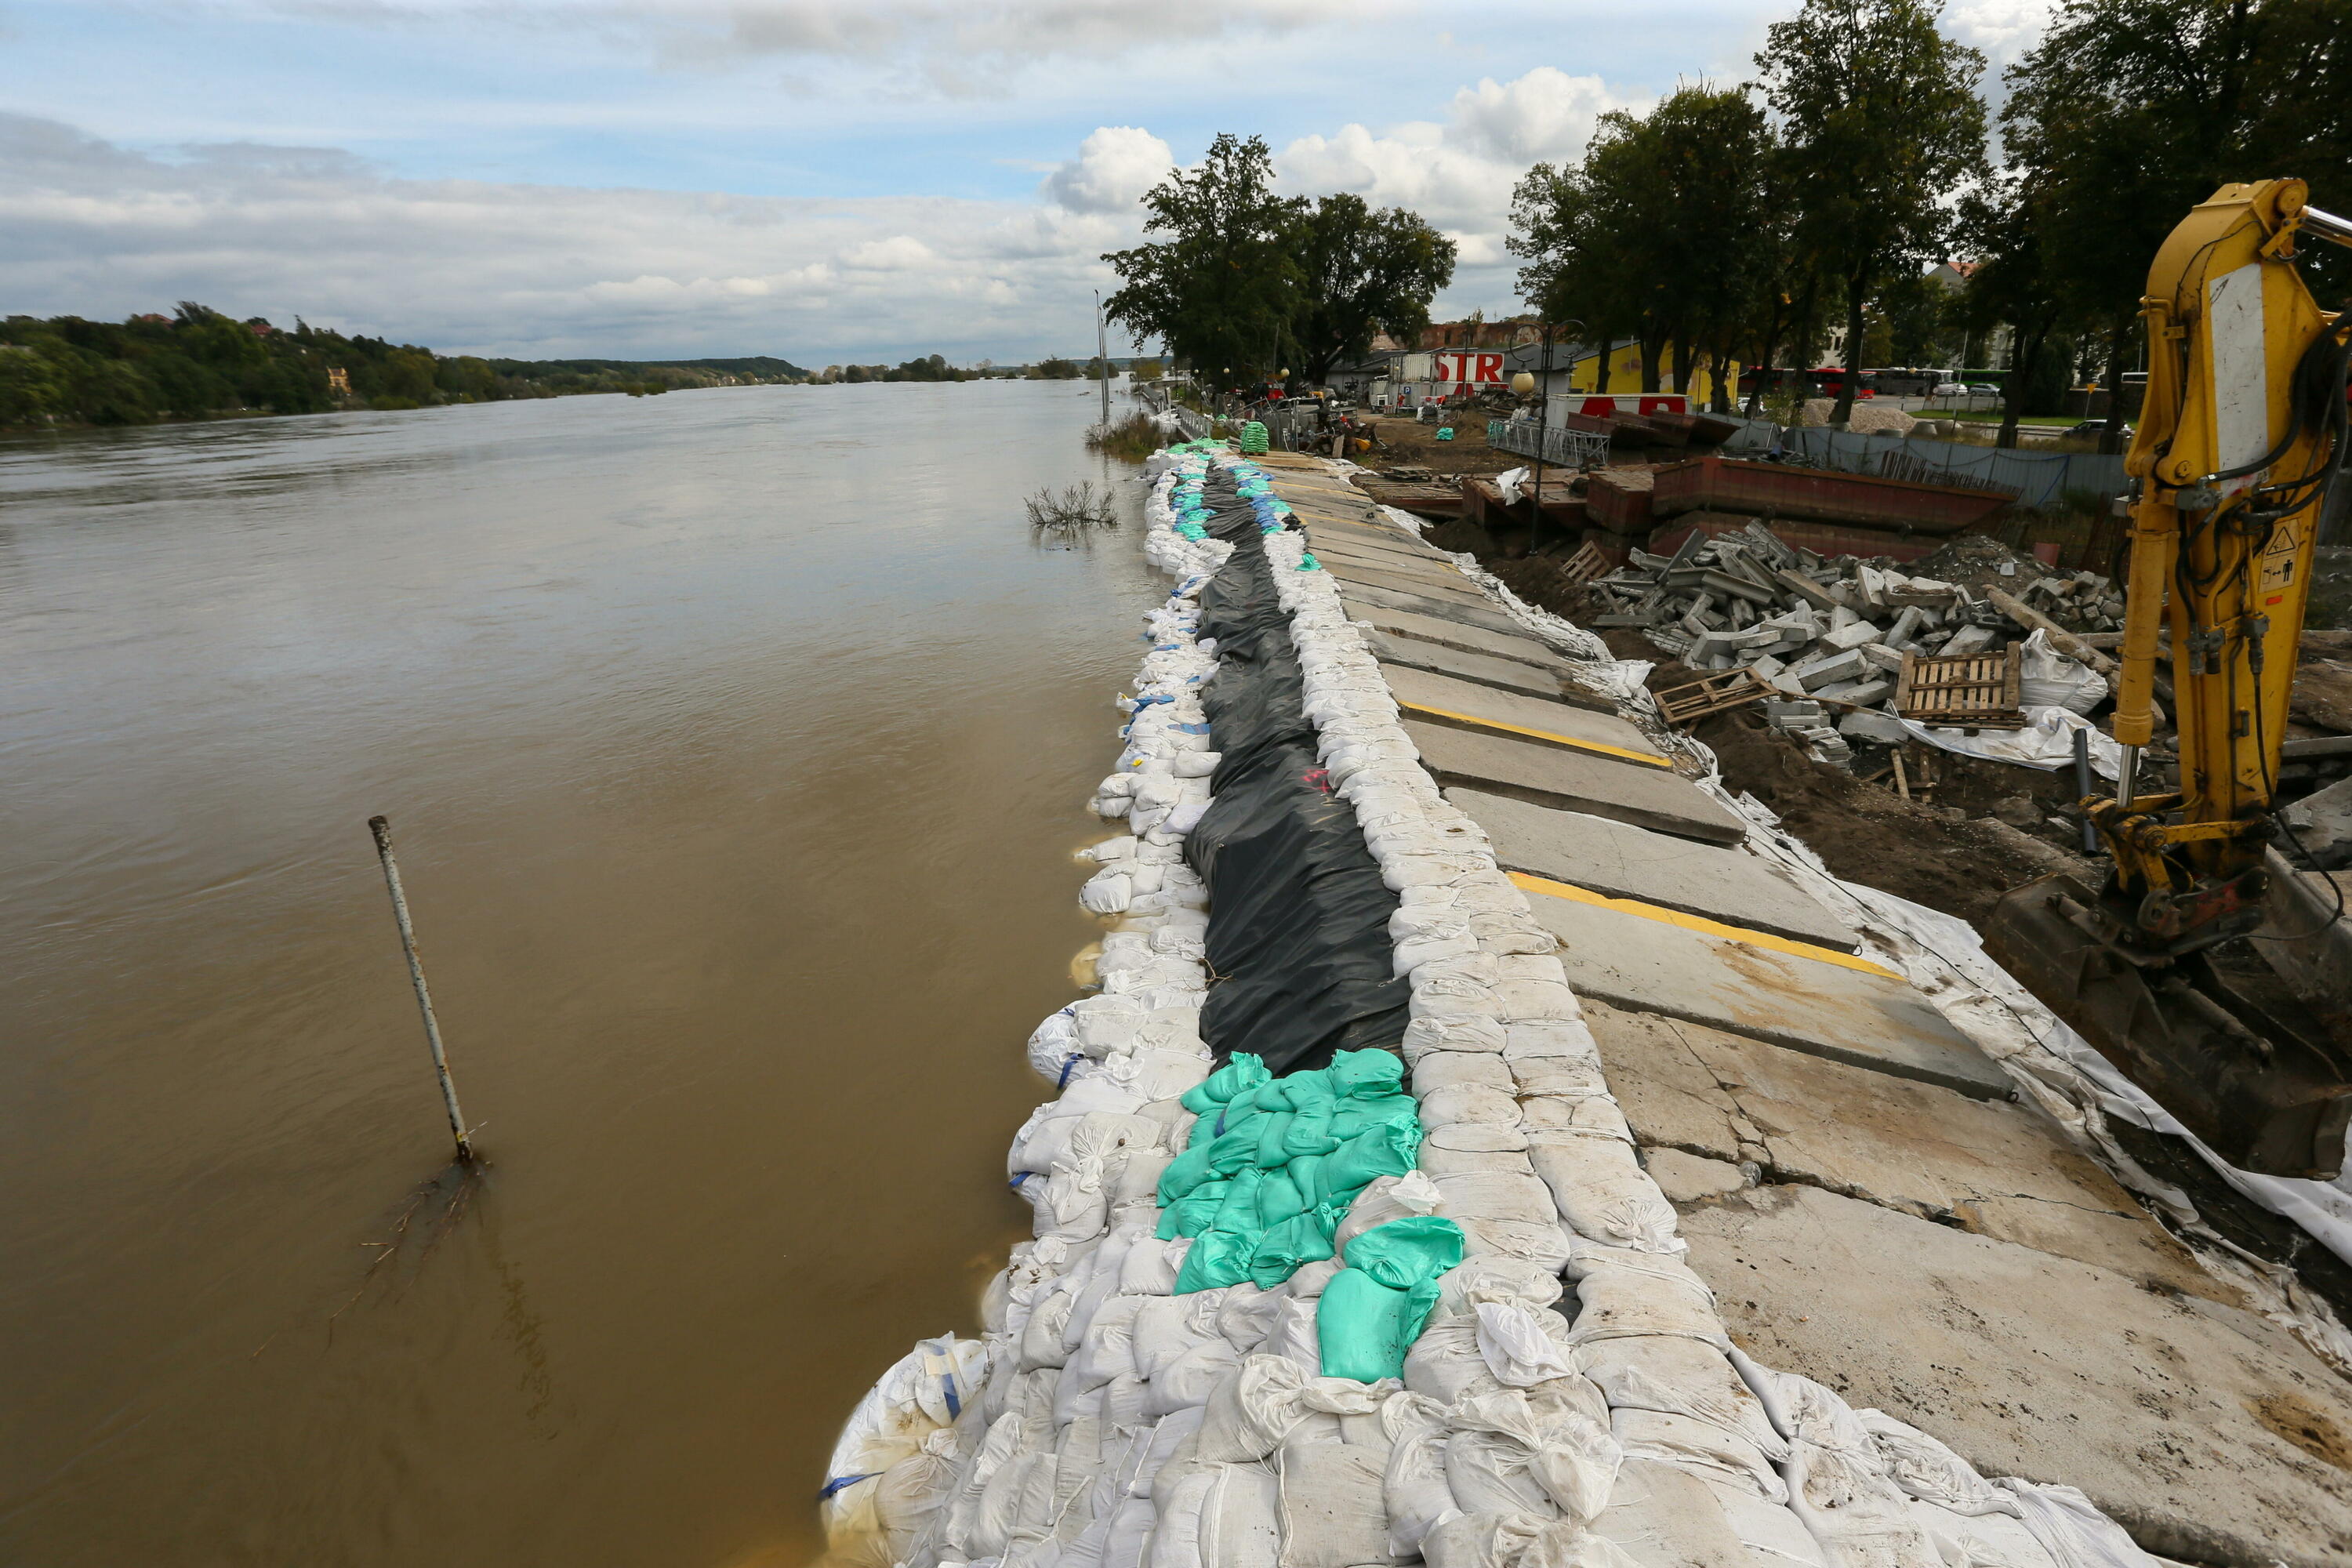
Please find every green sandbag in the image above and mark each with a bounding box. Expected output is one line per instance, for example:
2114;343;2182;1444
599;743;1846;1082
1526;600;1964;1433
1330;1091;1421;1142
1253;1110;1298;1167
1309;1120;1421;1207
1179;1053;1269;1115
1159;1123;1264;1203
1328;1048;1404;1100
1158;1179;1232;1238
1208;1167;1268;1235
1316;1216;1466;1381
1345;1214;1465;1289
1175;1227;1258;1292
1254;1166;1306;1229
1248;1207;1338;1290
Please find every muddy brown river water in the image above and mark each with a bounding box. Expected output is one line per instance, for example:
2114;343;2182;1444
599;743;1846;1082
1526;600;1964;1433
0;381;1162;1566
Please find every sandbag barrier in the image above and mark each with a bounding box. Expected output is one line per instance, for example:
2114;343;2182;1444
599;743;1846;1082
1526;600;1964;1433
820;443;2151;1568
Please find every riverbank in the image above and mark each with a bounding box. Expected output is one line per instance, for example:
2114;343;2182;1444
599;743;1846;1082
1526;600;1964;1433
828;435;2352;1568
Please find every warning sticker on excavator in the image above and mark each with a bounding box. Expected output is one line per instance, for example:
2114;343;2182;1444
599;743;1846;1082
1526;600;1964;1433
2259;517;2303;593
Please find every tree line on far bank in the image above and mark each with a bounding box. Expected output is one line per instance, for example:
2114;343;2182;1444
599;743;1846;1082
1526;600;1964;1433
1507;0;2351;448
0;303;811;429
809;354;1161;383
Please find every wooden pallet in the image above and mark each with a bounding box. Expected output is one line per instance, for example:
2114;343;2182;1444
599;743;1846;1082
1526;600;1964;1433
1654;666;1772;725
1895;644;2025;729
1558;540;1610;587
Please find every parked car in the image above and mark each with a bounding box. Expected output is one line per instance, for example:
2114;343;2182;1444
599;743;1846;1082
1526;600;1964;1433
2063;419;2133;440
1967;383;1999;395
1932;381;1968;397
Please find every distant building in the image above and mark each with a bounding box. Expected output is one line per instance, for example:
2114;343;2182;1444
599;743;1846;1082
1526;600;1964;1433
326;367;351;394
1416;316;1542;350
131;313;172;325
245;318;278;336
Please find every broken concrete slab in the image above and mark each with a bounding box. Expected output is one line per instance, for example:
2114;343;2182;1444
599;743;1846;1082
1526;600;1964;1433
1346;604;1577;673
1682;1183;2352;1568
1642;1148;1748;1204
1337;581;1530;639
1516;887;2010;1098
1447;787;1858;951
1403;720;1745;848
1576;998;2231;1300
1367;635;1576;705
1320;560;1498;604
1381;665;1664;762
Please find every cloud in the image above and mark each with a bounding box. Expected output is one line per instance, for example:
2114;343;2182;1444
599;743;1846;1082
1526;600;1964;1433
1446;67;1624;163
1039;125;1172;215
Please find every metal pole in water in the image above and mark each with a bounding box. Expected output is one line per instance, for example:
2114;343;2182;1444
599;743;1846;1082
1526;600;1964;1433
367;815;474;1162
1094;292;1112;430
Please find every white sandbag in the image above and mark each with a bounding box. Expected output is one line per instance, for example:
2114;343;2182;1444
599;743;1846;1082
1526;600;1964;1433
1997;1480;2156;1568
1454;1387;1622;1525
1334;1171;1445;1250
1579;1337;1783;1457
1173;750;1221;779
1561;1243;1725;1347
1412;1051;1518;1092
1523;1134;1679;1253
1133;1291;1224;1380
1100;1495;1159;1568
1403;1014;1510;1060
1517;1096;1632;1140
1420;1083;1525;1131
2017;628;2108;714
1019;1281;1079;1372
1283;1257;1344;1299
1151;1461;1283;1568
1278;1436;1408;1568
1611;1407;1787;1503
1029;1008;1083;1083
1130;1406;1207;1498
1119;1235;1187;1297
1906;1500;2061;1568
1455;1217;1571;1272
1440;1256;1564;1312
1509;1056;1610;1098
1261;1294;1323;1373
1196;1355;1385;1463
1143;1338;1244;1417
1424;1121;1530;1155
1432;1171;1557;1226
1070;1294;1147;1393
1403;1308;1501;1406
1704;1475;1830;1566
1475;1301;1576;1388
1083;869;1137;913
1421;1141;1538;1178
1113;1148;1174;1207
1381;1392;1460;1555
1409;975;1507;1023
1216;1286;1284;1355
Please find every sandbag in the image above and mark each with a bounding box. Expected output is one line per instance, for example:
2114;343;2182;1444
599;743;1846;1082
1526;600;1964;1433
1523;1132;1678;1253
1381;1391;1460;1555
1278;1437;1409;1567
1196;1354;1385;1462
1144;1338;1243;1417
1334;1170;1444;1250
1475;1300;1576;1388
1318;1218;1466;1383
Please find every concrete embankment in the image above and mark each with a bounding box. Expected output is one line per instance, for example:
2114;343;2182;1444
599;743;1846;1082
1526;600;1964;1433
822;441;2352;1568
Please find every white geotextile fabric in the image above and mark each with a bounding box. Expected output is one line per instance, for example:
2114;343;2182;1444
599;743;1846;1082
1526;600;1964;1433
823;452;2160;1568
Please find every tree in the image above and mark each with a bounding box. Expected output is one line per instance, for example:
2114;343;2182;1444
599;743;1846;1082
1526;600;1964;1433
1759;0;1989;422
1956;175;2072;447
1103;134;1302;386
1285;194;1457;384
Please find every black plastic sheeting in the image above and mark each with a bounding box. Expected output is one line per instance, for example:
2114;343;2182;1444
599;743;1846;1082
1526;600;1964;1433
1181;474;1412;1076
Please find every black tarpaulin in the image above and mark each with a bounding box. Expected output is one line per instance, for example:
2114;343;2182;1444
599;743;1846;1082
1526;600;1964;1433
1181;474;1410;1075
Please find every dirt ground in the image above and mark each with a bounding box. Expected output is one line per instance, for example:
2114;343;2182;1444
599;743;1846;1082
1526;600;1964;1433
1363;415;1525;477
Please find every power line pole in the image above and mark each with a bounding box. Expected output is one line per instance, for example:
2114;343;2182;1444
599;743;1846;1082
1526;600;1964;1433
367;815;474;1163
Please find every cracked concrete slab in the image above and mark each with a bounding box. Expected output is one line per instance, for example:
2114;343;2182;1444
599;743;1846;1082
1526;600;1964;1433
1448;788;1857;950
1322;560;1498;604
1346;604;1577;671
1404;720;1743;847
1385;666;1665;761
1519;889;2010;1098
1577;999;2230;1300
1682;1183;2352;1568
1371;637;1581;704
1337;580;1529;637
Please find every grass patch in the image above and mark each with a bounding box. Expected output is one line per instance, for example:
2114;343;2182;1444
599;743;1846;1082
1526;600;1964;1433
1088;410;1164;463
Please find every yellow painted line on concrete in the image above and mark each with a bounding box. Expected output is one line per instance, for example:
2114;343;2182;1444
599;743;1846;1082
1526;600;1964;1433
1399;701;1672;770
1508;871;1899;978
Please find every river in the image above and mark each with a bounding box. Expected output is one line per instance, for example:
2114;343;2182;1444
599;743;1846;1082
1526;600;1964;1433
0;381;1160;1566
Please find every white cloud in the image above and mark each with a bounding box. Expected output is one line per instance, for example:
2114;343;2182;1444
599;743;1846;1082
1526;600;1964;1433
1446;67;1624;163
1040;125;1172;216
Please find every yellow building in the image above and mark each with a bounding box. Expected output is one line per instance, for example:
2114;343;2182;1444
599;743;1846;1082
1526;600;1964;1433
1559;342;1740;407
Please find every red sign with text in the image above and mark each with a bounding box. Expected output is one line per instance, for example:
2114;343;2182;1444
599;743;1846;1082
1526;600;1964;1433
1433;350;1508;385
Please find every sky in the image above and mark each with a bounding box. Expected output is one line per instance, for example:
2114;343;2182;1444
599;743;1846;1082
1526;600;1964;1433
0;0;2059;365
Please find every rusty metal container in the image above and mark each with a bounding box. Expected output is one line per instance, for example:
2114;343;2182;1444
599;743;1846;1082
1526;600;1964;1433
1650;456;2012;533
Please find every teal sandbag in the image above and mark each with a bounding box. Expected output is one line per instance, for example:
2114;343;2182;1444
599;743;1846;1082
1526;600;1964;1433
1248;1207;1338;1290
1254;1165;1306;1229
1309;1120;1421;1207
1159;1123;1262;1204
1328;1048;1405;1101
1158;1179;1232;1238
1175;1226;1258;1292
1330;1091;1421;1142
1178;1053;1269;1115
1253;1110;1298;1167
1316;1217;1467;1381
1208;1167;1268;1234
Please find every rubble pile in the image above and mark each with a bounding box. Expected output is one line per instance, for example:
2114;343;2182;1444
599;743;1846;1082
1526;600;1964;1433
1584;524;2121;764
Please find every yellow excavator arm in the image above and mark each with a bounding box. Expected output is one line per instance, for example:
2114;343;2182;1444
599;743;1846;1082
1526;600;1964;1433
1988;180;2352;1178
